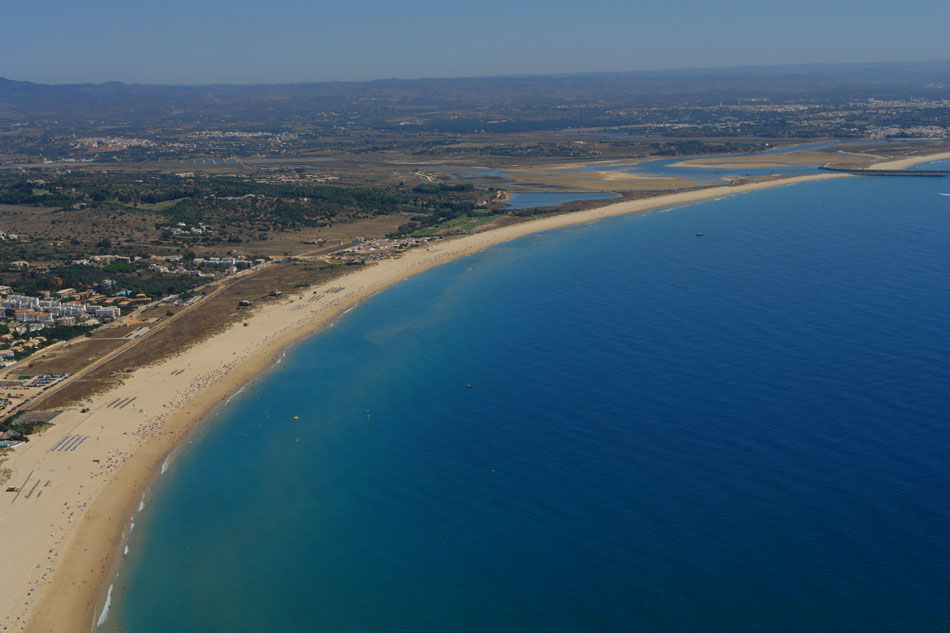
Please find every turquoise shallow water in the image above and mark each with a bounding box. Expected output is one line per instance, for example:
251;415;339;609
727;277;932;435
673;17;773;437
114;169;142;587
108;168;950;632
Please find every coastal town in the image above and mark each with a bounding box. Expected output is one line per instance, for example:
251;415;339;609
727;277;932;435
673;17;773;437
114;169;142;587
0;229;462;440
0;254;262;360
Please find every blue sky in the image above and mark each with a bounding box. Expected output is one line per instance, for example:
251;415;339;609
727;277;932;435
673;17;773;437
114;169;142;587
2;0;948;84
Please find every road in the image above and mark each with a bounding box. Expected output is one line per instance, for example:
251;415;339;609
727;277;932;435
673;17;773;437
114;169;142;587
14;276;235;412
15;239;359;413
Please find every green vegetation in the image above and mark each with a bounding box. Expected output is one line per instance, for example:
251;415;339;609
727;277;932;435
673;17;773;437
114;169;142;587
0;173;482;238
103;261;136;274
405;211;502;237
646;140;771;156
413;183;474;193
457;216;497;231
0;417;33;439
31;324;94;344
12;265;203;297
137;197;189;211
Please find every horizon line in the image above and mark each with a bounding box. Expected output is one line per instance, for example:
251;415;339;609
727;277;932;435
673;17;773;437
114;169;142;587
2;58;949;89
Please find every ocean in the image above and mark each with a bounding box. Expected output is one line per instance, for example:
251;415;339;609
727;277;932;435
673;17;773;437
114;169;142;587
106;170;950;632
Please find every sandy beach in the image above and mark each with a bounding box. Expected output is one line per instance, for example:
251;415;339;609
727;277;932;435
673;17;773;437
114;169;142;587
3;151;948;632
668;150;845;170
869;152;950;170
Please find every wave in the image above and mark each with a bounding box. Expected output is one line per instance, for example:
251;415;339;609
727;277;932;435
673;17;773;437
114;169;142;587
160;456;170;475
96;582;114;627
224;385;247;406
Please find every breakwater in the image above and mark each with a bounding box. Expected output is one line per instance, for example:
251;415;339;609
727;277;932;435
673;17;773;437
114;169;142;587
820;165;950;177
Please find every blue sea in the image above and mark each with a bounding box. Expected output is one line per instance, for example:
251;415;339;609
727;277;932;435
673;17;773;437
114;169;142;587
106;169;950;632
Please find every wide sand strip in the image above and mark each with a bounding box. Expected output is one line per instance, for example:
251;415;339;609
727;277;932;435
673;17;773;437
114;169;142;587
6;151;948;633
869;152;950;170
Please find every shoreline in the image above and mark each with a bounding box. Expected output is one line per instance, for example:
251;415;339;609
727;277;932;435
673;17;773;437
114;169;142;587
8;152;949;632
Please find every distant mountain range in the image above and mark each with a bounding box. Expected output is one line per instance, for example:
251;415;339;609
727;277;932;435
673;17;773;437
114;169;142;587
2;61;948;130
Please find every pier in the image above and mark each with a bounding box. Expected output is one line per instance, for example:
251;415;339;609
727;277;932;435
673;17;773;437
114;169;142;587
820;166;950;177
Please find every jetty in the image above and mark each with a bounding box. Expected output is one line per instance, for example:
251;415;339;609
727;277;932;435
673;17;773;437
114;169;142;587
820;165;950;177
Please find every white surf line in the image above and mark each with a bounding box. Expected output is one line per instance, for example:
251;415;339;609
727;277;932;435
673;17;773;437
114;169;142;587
96;579;115;627
224;384;247;406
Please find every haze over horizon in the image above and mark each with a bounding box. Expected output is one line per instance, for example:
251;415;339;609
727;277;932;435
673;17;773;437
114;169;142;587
2;58;950;88
3;0;949;85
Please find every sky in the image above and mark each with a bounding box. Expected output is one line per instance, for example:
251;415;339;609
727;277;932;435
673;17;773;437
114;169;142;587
1;0;949;85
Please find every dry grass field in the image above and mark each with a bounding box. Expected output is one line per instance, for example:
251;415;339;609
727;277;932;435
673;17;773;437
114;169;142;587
32;260;352;408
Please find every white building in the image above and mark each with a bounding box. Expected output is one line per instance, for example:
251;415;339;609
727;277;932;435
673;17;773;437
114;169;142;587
62;302;89;317
4;295;40;310
95;306;121;320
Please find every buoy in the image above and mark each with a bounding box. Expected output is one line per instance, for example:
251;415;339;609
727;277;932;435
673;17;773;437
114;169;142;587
293;416;300;420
